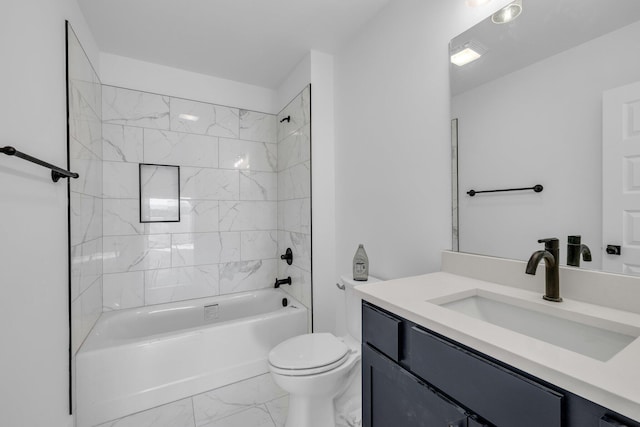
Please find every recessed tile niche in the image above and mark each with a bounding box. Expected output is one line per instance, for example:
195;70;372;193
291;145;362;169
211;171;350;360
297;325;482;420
139;163;180;223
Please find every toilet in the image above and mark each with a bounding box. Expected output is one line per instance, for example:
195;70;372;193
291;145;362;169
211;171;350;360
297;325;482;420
268;275;380;427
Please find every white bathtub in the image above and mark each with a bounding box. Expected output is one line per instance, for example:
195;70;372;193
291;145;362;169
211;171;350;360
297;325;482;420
75;289;307;427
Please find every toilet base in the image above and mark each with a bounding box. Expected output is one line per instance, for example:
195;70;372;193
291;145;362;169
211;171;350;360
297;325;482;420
285;394;336;427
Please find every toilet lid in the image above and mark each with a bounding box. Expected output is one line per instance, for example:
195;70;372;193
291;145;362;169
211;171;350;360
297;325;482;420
268;333;350;371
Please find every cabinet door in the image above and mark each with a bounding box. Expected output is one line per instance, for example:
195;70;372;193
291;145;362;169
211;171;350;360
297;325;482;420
363;344;470;427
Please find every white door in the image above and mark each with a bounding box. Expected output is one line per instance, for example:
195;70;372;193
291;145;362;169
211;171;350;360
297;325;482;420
603;81;640;274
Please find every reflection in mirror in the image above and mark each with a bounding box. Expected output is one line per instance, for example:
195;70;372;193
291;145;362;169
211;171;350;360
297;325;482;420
450;0;640;276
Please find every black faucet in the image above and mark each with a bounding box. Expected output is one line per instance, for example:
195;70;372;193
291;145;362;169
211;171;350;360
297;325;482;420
566;235;592;267
274;277;292;288
525;238;562;302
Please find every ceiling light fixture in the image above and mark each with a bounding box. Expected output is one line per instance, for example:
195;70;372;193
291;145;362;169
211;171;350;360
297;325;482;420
450;41;486;67
491;0;523;24
466;0;492;7
178;113;199;122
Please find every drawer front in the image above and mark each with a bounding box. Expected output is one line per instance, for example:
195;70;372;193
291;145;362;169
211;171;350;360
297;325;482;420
409;326;563;427
601;415;632;427
362;303;401;361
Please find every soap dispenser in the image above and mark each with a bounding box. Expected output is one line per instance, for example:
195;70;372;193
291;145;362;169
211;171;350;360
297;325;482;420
353;244;369;281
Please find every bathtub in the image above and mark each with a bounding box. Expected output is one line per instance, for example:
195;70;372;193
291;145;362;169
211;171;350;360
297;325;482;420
75;288;307;427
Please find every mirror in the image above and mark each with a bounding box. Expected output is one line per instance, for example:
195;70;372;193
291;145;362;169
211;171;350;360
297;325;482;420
451;0;640;275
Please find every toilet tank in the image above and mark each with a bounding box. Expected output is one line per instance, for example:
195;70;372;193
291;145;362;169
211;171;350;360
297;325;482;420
341;275;381;342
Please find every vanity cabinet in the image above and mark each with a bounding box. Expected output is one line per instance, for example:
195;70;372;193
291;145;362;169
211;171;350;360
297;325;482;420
362;303;488;426
362;302;640;427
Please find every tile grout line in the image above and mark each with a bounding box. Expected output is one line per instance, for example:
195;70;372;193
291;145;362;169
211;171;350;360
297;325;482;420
190;396;197;427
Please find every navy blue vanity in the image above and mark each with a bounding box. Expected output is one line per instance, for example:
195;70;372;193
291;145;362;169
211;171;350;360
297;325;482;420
362;301;640;427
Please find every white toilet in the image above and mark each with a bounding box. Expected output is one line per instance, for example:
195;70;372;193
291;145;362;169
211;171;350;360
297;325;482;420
268;275;380;427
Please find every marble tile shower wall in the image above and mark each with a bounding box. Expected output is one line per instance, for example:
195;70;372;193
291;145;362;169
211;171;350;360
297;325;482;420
68;26;103;355
101;85;280;310
276;86;312;319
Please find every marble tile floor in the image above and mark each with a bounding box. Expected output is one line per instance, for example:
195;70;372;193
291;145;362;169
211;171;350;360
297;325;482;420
95;373;287;427
94;370;362;427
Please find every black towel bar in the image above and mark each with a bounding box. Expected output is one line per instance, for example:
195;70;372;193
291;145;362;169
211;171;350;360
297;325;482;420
467;184;543;197
1;146;79;182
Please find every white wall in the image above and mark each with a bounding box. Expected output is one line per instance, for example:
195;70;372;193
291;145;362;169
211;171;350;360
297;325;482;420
276;54;311;113
455;20;640;268
100;53;278;114
0;1;99;426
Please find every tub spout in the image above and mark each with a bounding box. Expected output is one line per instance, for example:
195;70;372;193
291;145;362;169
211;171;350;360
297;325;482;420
274;277;292;288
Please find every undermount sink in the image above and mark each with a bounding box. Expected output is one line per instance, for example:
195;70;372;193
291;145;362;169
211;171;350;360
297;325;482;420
431;290;640;362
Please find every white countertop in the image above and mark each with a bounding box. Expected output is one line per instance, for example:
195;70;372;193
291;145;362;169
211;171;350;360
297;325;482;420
354;271;640;421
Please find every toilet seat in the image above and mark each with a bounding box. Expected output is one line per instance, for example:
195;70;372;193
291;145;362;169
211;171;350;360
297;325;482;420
269;333;351;376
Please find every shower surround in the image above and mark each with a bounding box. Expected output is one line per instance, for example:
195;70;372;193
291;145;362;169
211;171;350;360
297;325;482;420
68;30;312;423
100;84;282;311
276;87;312;328
87;84;312;426
92;83;312;311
